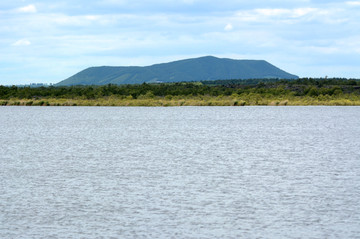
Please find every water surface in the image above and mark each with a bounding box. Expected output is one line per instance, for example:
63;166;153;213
1;106;360;238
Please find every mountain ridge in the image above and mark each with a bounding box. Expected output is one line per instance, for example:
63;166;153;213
56;56;298;86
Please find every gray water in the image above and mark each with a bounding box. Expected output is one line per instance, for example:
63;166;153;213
1;106;360;238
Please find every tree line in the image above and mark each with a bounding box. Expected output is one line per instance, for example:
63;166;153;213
1;78;359;100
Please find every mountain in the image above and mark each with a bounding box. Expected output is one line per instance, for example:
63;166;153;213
56;56;298;86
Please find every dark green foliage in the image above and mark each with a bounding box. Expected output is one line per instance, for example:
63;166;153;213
307;87;319;97
1;78;359;100
56;56;298;86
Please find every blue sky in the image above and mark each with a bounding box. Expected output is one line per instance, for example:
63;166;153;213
1;0;360;85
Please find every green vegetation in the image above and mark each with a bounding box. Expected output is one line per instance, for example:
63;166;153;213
1;78;360;106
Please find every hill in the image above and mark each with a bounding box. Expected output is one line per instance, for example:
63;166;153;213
56;56;298;86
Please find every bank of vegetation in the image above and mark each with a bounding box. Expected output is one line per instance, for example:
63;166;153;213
1;78;360;106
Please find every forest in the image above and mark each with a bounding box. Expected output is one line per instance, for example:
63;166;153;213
1;78;360;106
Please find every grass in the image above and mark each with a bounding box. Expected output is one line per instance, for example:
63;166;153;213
2;93;360;106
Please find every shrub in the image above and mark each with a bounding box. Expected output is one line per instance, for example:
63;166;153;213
307;87;319;97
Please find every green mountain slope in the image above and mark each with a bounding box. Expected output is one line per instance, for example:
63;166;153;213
56;56;298;86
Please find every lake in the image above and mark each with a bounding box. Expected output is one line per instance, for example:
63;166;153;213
1;106;360;238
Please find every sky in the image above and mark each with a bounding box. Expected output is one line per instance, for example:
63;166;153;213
1;0;360;85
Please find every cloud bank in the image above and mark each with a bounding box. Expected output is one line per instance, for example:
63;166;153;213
12;39;31;46
16;4;37;13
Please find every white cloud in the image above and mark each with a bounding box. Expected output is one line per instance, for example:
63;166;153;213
16;4;37;13
52;14;102;26
346;1;360;6
291;8;317;17
224;23;233;31
305;46;340;54
12;39;31;46
255;8;316;18
255;8;289;17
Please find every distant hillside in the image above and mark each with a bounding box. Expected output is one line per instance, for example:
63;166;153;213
56;56;298;86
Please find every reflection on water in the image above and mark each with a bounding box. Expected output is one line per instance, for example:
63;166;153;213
1;106;360;238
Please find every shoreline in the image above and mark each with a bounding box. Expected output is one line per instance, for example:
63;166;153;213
1;97;360;106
